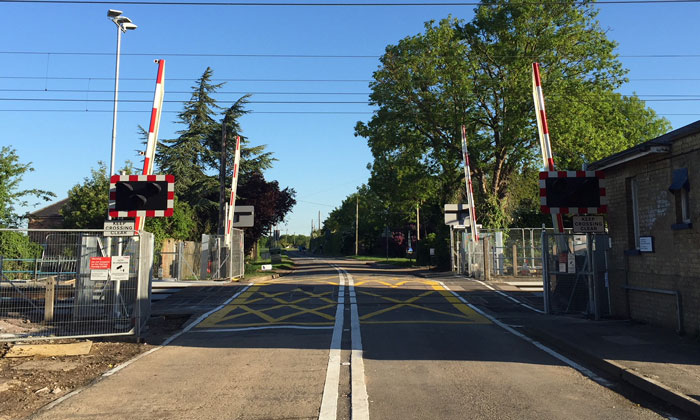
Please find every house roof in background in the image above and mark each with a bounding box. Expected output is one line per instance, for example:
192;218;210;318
589;119;700;171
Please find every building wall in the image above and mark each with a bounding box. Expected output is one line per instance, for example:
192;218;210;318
605;134;700;334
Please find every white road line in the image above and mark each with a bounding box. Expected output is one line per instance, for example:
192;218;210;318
437;281;613;388
318;270;346;420
193;326;334;333
470;277;545;314
345;268;370;420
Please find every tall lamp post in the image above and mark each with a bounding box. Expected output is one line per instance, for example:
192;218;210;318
107;9;137;220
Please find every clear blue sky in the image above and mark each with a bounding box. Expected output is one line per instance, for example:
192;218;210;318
3;1;700;235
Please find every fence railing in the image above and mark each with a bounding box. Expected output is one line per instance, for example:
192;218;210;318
454;227;571;279
0;229;152;342
154;229;244;281
541;232;610;318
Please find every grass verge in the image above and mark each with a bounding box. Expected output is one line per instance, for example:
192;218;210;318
345;255;418;268
244;252;294;278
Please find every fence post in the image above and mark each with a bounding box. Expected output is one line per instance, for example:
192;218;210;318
44;276;55;322
542;231;551;314
450;227;455;272
589;233;600;320
177;241;183;281
483;236;492;281
512;244;518;276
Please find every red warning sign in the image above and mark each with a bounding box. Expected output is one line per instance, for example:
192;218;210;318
90;257;112;270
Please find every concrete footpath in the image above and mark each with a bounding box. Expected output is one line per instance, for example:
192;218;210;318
482;281;700;418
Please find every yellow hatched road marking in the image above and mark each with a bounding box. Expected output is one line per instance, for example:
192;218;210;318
200;321;335;329
197;285;338;328
360;320;477;325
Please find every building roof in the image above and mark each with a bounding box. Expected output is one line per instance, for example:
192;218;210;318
589;119;700;171
28;198;68;218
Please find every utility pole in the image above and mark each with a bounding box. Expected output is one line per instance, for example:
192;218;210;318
416;204;420;241
355;196;359;255
217;112;229;235
318;211;321;234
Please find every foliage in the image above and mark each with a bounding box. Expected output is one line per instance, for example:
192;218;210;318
61;162;133;229
0;146;55;228
237;172;297;255
0;230;43;259
155;68;283;239
279;234;309;248
355;2;670;230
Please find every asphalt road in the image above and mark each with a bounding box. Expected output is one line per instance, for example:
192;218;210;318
33;256;670;420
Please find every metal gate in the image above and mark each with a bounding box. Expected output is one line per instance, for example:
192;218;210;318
154;229;244;281
0;229;152;341
541;232;610;318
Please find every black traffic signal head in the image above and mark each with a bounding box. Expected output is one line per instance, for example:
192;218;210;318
114;180;169;211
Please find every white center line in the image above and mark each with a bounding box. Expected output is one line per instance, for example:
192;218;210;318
318;269;346;420
345;268;370;420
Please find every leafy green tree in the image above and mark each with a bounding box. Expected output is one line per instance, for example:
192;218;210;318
237;172;296;256
356;2;670;229
0;146;55;228
61;162;133;229
0;147;53;265
155;68;280;237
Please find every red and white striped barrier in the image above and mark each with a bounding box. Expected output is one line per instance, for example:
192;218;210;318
532;63;564;232
226;136;242;235
460;125;479;243
109;174;174;218
136;59;166;232
539;171;608;215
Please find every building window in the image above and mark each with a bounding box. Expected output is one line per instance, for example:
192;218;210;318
669;168;691;229
626;177;640;249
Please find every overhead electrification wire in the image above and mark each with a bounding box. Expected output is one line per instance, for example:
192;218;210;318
7;88;700;97
0;88;372;95
0;109;374;114
5;97;700;103
0;98;374;103
0;76;372;82
7;50;700;59
3;0;700;5
0;109;693;116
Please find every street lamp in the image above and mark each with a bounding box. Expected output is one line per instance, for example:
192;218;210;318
107;9;137;204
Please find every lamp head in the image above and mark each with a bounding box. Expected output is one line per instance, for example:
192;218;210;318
122;23;138;31
107;9;123;18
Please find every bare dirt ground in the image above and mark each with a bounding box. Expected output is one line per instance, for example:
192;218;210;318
0;314;191;420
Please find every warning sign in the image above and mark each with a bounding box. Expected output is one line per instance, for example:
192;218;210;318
572;215;605;234
110;256;130;281
90;257;111;270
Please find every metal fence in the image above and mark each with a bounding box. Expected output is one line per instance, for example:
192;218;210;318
0;229;152;342
454;227;569;279
154;228;244;281
541;232;610;318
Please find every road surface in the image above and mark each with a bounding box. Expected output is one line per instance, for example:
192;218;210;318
34;257;671;419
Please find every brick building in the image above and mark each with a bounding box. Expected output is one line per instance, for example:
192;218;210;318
27;198;67;230
589;121;700;335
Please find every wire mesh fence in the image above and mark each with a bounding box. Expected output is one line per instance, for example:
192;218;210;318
0;229;152;342
542;232;610;317
153;228;244;281
454;228;568;279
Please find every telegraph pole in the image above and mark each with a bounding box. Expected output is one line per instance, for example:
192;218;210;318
355;196;359;255
416;204;420;241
